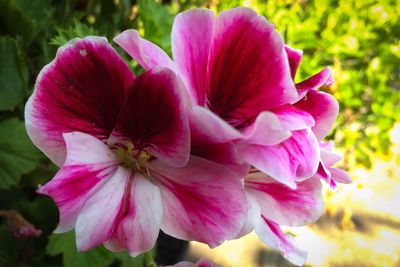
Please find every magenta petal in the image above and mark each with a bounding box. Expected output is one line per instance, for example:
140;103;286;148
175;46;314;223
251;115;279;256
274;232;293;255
190;107;249;177
272;105;315;131
240;111;291;146
285;45;303;79
151;156;247;247
316;162;331;180
190;142;249;177
245;174;324;226
206;7;297;127
238;130;319;188
318;141;351;184
295;67;334;99
236;193;260;238
37;132;119;233
196;259;219;267
330;168;352;184
25;37;134;165
114;30;175;71
172;9;214;105
114;68;190;167
254;216;307;266
104;173;162;256
75;167;129;251
320;141;342;166
295;90;339;140
190;106;242;143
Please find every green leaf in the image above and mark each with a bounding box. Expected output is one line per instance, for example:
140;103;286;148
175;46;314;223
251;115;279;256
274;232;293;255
0;0;54;44
0;118;41;189
0;0;35;41
138;0;173;53
47;231;113;267
15;0;55;36
50;20;99;47
113;251;146;267
0;37;28;111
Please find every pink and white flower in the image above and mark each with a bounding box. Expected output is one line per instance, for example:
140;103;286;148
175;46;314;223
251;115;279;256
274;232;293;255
114;7;329;188
25;37;247;255
112;7;348;265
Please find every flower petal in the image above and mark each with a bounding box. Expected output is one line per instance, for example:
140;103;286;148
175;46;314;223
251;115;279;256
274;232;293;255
320;142;342;166
190;107;248;176
295;67;334;99
190;106;242;143
272;105;315;131
25;37;134;165
190;142;249;177
285;45;303;79
114;67;190;167
330;168;352;184
37;132;119;233
114;29;175;71
240;111;291;146
245;173;324;226
318;141;351;184
75;166;129;251
104;173;162;256
150;156;247;247
254;216;307;266
316;162;331;181
236;192;260;238
238;130;319;188
172;9;214;105
206;7;297;128
295;90;339;140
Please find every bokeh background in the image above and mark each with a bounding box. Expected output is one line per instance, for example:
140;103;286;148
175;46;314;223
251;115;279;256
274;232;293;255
0;0;399;266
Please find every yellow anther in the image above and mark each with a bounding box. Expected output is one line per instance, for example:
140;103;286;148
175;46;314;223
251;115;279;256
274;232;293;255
114;142;151;174
139;151;151;162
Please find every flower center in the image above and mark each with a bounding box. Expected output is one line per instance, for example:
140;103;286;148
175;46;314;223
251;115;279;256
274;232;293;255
113;142;151;175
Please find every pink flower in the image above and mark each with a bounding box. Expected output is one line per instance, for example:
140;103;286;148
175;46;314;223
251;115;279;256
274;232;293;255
114;7;332;188
239;170;324;265
112;7;348;265
25;37;247;255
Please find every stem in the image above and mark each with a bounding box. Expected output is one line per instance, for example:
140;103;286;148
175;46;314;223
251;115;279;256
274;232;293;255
0;209;13;217
144;251;156;267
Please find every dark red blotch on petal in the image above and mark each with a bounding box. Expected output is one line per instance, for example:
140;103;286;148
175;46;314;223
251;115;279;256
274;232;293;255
34;38;135;140
114;68;189;166
114;69;178;146
206;8;296;128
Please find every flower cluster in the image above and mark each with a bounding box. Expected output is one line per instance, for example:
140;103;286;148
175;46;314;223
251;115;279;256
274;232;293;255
25;7;350;266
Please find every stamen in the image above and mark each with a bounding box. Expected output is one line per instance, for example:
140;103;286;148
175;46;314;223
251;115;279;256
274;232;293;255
146;166;151;177
112;139;152;176
134;159;140;170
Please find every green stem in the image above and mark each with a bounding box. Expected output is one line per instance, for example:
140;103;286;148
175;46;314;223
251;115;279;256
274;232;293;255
144;251;156;267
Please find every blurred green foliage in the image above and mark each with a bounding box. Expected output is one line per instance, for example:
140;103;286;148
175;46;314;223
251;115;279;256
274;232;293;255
0;0;399;266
